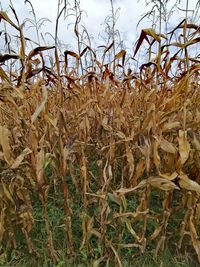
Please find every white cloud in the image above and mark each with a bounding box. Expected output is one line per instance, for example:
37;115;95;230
0;0;199;54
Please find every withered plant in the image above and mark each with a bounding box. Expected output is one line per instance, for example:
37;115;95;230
0;0;200;266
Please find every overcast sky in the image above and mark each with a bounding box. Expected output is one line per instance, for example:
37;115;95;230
0;0;199;54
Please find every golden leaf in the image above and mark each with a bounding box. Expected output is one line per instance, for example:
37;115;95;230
148;176;179;191
178;172;200;195
163;121;181;131
116;180;147;194
159;172;178;181
189;218;200;262
31;86;48;124
36;149;45;186
0;126;12;165
131;158;145;186
11;147;32;169
0;208;6;242
160;139;177;154
0;66;11;84
125;143;134;179
178;130;190;165
0;11;19;30
115;49;126;60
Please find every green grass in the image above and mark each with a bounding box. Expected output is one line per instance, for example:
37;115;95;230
0;178;195;267
0;163;197;267
0;160;198;267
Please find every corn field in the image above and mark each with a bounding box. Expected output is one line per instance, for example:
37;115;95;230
0;1;200;266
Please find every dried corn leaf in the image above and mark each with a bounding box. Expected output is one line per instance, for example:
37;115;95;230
0;66;11;84
124;218;140;242
178;130;190;165
154;236;166;259
115;50;126;65
0;11;19;30
189;218;200;262
2;182;14;203
31;86;48;124
139;138;151;174
0;125;12;164
36;148;45;186
153;137;160;172
195;204;200;222
148;176;179;191
178;172;200;195
115;131;126;139
188;130;200;151
108;192;120;205
92;257;105;267
163;121;181;131
134;28;160;57
116;179;147;194
44;114;59;133
0;208;6;242
11;147;32;169
150;224;163;240
159;172;178;181
131;157;145;186
125;143;134;179
160;139;177;154
27;46;55;59
109;242;123;267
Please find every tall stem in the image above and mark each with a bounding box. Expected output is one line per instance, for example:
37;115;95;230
110;0;116;75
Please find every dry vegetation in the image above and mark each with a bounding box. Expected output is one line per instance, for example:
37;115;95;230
0;0;200;266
